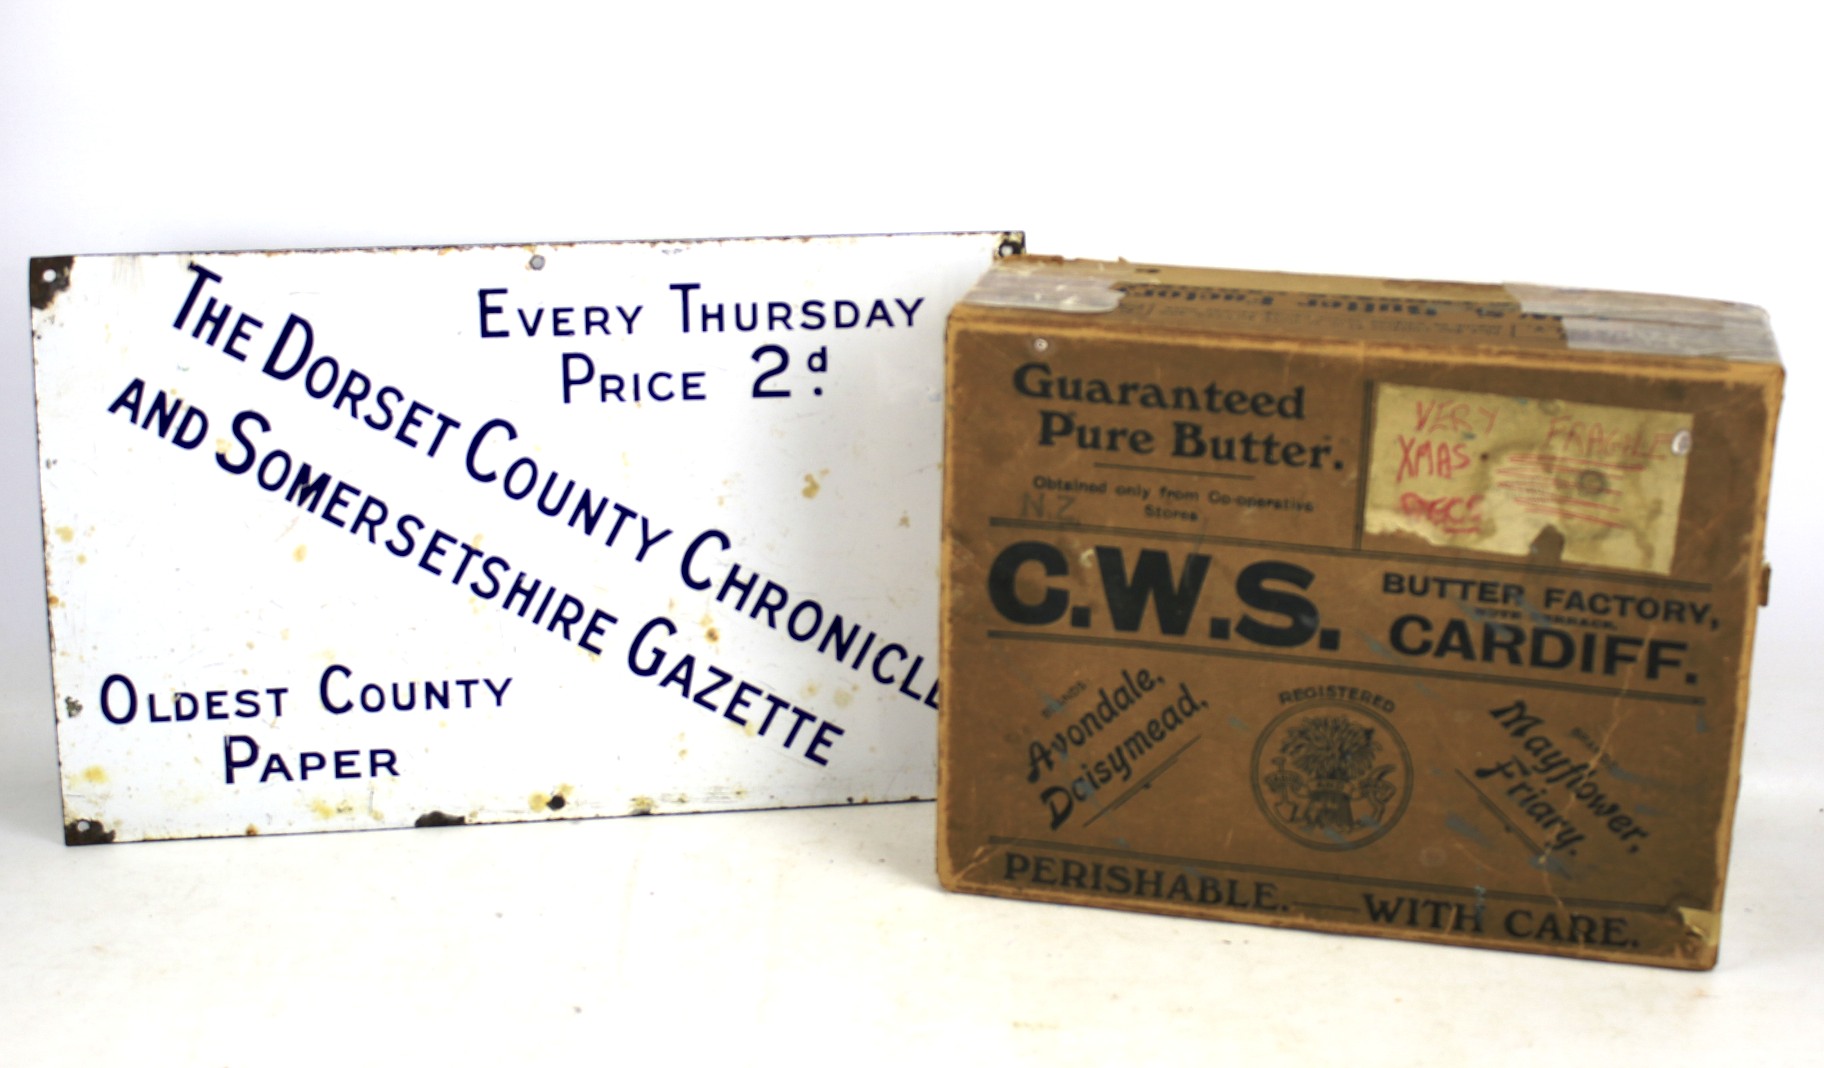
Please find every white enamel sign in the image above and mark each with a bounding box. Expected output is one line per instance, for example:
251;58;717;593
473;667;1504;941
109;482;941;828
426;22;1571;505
32;232;1016;843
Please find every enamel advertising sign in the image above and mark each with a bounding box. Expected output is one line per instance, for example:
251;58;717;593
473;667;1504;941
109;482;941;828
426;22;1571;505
33;231;1017;843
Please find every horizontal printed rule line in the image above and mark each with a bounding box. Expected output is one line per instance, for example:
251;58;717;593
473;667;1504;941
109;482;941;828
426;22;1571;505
984;836;1669;915
984;517;1714;593
1091;461;1255;481
983;630;1705;706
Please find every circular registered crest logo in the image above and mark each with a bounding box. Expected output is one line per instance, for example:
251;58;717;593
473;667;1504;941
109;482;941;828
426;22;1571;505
1251;699;1411;851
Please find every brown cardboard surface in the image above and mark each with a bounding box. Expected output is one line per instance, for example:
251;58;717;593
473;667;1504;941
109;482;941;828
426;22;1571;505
938;257;1781;968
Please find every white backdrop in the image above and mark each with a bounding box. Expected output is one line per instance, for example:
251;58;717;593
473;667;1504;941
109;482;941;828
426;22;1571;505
3;3;1819;1063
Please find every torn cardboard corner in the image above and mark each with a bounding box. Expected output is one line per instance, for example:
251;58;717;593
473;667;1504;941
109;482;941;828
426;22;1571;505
938;256;1781;969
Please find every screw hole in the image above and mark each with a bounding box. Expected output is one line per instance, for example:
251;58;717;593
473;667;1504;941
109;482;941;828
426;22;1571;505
1032;338;1050;353
1671;429;1692;456
529;254;546;271
41;268;57;284
996;235;1024;258
76;820;91;832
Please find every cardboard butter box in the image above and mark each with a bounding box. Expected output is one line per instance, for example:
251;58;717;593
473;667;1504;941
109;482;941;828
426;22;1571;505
938;257;1781;968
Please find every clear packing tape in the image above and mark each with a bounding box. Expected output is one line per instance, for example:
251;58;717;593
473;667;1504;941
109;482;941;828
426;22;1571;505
960;259;1779;362
1505;283;1779;361
960;259;1122;313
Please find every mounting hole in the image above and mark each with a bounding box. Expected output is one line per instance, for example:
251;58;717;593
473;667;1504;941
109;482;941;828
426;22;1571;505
996;236;1024;258
1031;337;1050;353
40;267;57;284
529;254;546;271
1671;429;1692;456
76;820;91;832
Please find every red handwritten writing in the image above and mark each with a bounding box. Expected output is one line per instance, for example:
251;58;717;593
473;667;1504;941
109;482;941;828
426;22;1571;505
1493;455;1629;530
1410;398;1498;436
1400;492;1484;534
1395;435;1473;483
1542;418;1676;462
